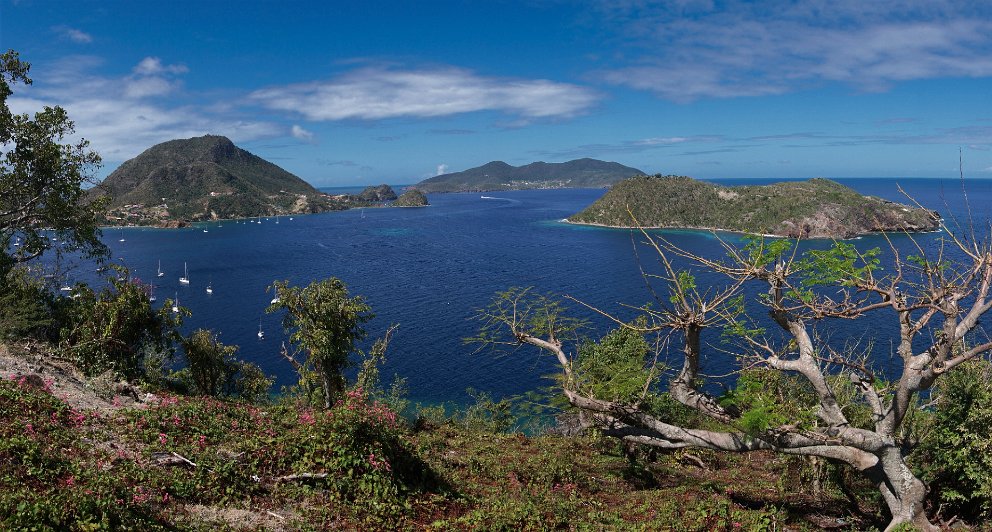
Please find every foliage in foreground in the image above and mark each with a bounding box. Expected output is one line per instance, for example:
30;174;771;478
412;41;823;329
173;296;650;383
1;374;878;531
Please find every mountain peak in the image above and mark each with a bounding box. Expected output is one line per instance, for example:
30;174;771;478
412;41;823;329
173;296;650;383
92;136;327;223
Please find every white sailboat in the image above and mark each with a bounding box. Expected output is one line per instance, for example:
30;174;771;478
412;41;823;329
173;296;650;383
119;228;125;242
148;284;157;303
157;260;164;277
171;293;179;313
179;262;189;285
257;319;264;339
206;277;213;295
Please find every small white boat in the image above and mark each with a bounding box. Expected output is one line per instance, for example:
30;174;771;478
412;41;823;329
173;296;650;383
257;319;264;339
149;284;157;303
60;285;72;292
119;228;125;242
179;262;189;285
206;279;213;295
171;293;179;313
270;297;279;304
157;260;164;278
203;229;208;233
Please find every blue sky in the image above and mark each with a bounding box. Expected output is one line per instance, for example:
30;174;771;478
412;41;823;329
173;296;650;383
3;0;992;186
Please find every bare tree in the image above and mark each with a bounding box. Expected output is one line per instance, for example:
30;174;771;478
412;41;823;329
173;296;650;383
475;216;992;531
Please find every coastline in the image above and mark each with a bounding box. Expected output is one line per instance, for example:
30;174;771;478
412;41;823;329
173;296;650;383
560;218;942;240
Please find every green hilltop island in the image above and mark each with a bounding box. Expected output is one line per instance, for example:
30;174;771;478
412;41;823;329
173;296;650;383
393;188;430;207
414;158;645;193
567;175;941;239
90;135;398;226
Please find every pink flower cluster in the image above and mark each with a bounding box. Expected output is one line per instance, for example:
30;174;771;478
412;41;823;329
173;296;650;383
298;409;316;425
196;434;207;451
367;452;391;472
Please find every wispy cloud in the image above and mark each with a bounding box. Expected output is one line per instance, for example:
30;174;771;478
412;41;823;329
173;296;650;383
291;124;315;143
9;56;279;163
52;25;92;44
249;66;599;121
593;1;992;101
436;163;449;176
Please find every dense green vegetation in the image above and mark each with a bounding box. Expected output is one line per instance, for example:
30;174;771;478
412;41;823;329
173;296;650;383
394;188;430;207
415;158;644;193
569;175;939;238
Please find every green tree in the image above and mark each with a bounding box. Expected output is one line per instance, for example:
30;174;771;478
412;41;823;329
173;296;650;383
268;277;374;408
59;268;184;380
0;50;107;276
177;328;272;401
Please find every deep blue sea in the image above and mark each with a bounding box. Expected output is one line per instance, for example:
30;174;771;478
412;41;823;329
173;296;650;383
55;178;992;407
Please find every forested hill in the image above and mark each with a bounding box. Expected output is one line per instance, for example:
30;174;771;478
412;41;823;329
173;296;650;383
568;175;940;239
414;158;645;193
90;135;338;223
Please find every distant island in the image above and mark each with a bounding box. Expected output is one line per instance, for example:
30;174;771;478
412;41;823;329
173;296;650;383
414;158;645;193
356;184;398;202
393;188;429;207
568;175;940;239
91;135;391;226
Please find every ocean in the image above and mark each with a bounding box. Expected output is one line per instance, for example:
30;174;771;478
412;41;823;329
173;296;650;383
57;178;992;407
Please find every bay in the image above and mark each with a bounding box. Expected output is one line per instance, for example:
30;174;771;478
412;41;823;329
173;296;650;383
67;178;992;407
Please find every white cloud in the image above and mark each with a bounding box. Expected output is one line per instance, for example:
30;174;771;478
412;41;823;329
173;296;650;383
250;66;598;121
436;163;449;176
52;26;93;43
593;1;992;101
291;124;315;143
133;57;188;76
9;56;279;163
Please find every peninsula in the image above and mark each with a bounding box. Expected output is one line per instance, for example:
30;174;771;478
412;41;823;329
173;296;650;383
568;175;940;239
414;158;644;193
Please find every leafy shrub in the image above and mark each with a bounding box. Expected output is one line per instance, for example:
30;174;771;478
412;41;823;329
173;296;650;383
915;358;992;520
720;369;817;436
0;266;55;341
58;269;182;379
175;328;272;402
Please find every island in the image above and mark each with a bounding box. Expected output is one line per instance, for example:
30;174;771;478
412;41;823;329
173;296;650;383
356;184;398;202
392;188;430;207
90;135;363;226
414;158;645;193
567;175;940;239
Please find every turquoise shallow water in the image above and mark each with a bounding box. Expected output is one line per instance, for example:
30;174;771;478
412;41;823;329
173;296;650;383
56;178;992;407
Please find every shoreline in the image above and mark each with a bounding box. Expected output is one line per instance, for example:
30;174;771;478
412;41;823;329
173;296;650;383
560;218;942;240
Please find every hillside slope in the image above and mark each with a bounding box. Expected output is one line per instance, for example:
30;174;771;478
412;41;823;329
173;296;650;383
568;175;940;238
91;135;338;223
415;158;645;193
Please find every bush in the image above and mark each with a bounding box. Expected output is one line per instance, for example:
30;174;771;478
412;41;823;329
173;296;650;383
58;269;182;380
915;358;992;521
176;328;272;402
0;266;55;341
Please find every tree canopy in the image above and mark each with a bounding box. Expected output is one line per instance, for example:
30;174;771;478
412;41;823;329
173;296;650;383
0;49;107;274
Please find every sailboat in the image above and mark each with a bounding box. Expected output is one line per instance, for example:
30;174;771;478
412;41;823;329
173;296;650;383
119;228;125;242
206;277;213;295
257;319;264;339
179;262;189;285
157;260;164;277
148;284;157;303
171;293;179;313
